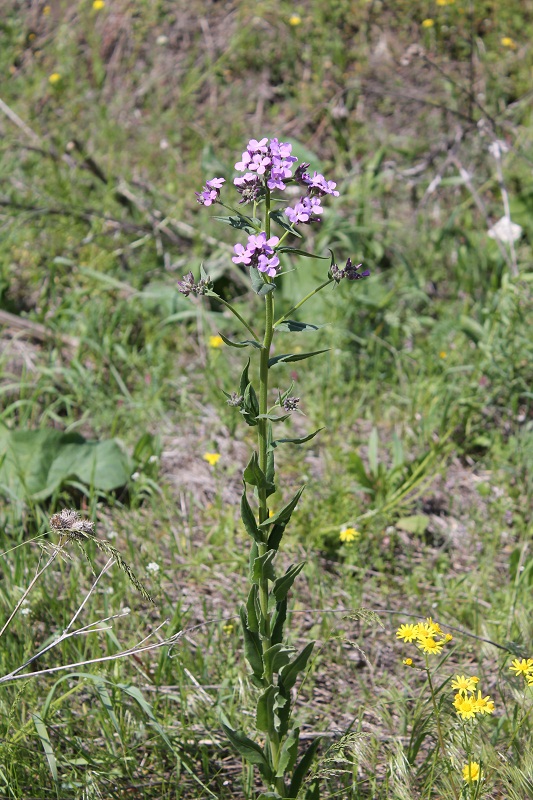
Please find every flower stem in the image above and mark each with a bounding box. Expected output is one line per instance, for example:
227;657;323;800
212;295;260;341
273;279;333;328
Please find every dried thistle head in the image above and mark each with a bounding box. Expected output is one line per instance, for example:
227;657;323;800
49;509;94;539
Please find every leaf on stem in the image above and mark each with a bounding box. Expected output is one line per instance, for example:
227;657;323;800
276;726;300;779
270;428;324;449
279;641;315;694
252;549;277;584
268;350;329;368
242;383;260;426
243;452;275;495
271;599;287;645
241;486;264;544
273;562;306;603
287;737;324;798
218;332;262;349
259;486;305;530
275;320;327;333
263;643;295;677
269;209;302;238
220;716;273;780
246;584;260;633
250;265;276;296
212;214;259;234
276;247;329;259
239;606;264;682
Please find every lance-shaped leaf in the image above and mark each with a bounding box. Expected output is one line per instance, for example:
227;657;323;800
287;737;324;798
213;214;259;233
270;428;324;449
273;562;306;603
218;332;262;349
246;584;260;633
256;685;285;738
239;359;251;397
220;718;273;781
244;452;275;494
276;726;300;779
266;424;276;496
259;486;304;530
250;265;276;296
255;413;291;423
279;641;315;694
268;350;329;368
242;382;259;423
275;320;327;333
241;486;264;544
269;209;302;238
271;599;287;645
263;643;294;678
276;247;330;259
239;606;264;682
252;549;276;585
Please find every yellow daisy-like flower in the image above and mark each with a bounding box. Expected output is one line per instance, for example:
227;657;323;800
462;762;480;783
422;18;435;28
501;36;517;49
472;690;495;715
403;658;413;667
93;0;105;9
289;14;302;26
209;334;224;349
439;351;447;359
418;617;442;636
418;636;443;655
203;452;221;467
451;675;479;694
509;658;533;676
527;674;533;686
454;693;477;719
48;72;61;84
43;5;51;14
396;624;419;642
339;527;359;543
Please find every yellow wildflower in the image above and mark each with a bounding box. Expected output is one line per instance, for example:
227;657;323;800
501;36;517;49
48;73;61;84
418;636;443;655
527;674;533;686
396;624;419;643
43;5;51;14
472;690;495;715
403;658;413;666
509;658;533;676
422;19;434;28
451;675;479;695
339;527;359;543
209;334;224;349
439;351;447;359
93;0;105;8
454;692;477;719
222;623;234;635
462;762;480;783
203;452;221;467
289;14;302;26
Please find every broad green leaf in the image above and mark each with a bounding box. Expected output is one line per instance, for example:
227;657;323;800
279;642;315;693
259;486;304;530
241;487;264;544
276;726;300;778
263;644;294;678
287;737;324;798
268;350;329;368
275;320;327;333
273;562;306;603
250;265;277;296
240;607;264;680
252;549;277;584
32;714;58;782
269;209;302;238
244;452;275;494
219;332;261;349
271;429;324;449
256;685;279;736
246;585;260;633
271;599;287;645
220;719;272;779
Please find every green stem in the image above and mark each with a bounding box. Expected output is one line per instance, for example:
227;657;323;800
273;279;333;328
212;295;260;341
426;660;460;800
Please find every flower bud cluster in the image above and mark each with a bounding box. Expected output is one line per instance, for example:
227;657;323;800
330;258;370;283
195;177;225;206
177;271;213;297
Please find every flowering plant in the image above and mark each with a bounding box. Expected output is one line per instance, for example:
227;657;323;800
180;136;369;798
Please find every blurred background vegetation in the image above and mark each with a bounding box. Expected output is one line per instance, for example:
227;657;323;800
0;1;532;798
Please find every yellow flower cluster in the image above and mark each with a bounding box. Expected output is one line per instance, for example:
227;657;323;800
462;761;480;783
452;674;495;719
396;618;452;655
509;657;533;685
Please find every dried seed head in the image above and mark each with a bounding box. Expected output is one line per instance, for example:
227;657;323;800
50;509;94;538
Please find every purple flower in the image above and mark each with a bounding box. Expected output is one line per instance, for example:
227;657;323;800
195;176;225;206
232;243;253;265
307;172;340;197
257;253;280;277
233;231;281;277
285;196;322;225
248;153;272;174
206;177;225;189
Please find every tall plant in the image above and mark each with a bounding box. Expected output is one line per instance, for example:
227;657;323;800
179;137;369;798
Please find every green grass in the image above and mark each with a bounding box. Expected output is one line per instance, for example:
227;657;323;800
0;0;532;797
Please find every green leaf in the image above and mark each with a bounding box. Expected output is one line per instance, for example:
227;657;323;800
271;599;287;645
395;514;429;535
276;247;329;259
268;350;329;368
259;486;305;530
263;644;294;677
347;453;373;489
287;737;323;798
269;209;302;238
213;214;259;234
242;383;260;424
32;714;58;782
256;413;291;423
240;606;264;681
252;549;277;584
221;719;272;777
244;452;275;494
275;320;327;333
218;332;262;349
250;265;277;296
241;486;264;544
246;585;260;633
279;642;315;693
256;685;279;736
273;562;306;603
239;359;251;397
276;726;300;778
271;429;324;449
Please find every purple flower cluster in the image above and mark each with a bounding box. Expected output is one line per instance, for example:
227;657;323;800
234;137;297;193
285;195;323;225
195;177;225;206
232;232;280;278
329;258;370;283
